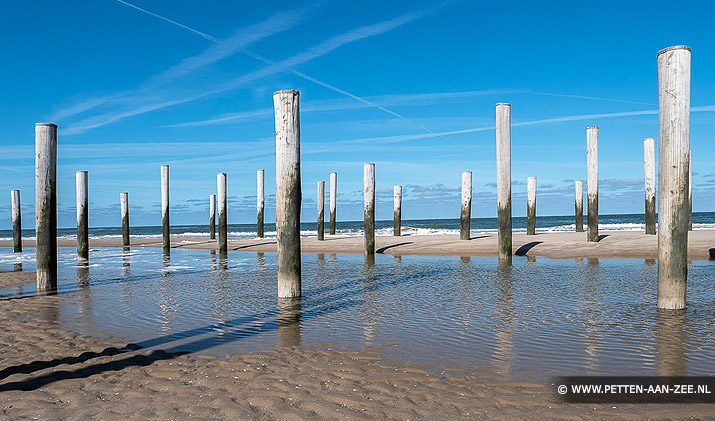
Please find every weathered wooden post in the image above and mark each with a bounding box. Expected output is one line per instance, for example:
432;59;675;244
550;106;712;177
527;176;536;235
257;169;265;238
496;103;512;262
161;164;170;252
317;181;325;240
460;171;471;240
75;171;89;260
209;194;216;239
689;151;693;231
394;185;402;236
274;89;301;298
657;45;691;310
217;172;227;253
120;192;130;246
364;163;375;256
643;138;656;235
575;180;584;232
587;126;599;242
11;190;21;253
329;172;337;235
35;123;58;292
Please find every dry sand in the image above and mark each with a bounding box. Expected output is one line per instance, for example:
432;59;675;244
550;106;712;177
0;271;713;419
3;229;715;260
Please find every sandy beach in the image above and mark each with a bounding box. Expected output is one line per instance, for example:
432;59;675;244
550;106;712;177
0;270;712;419
4;229;714;260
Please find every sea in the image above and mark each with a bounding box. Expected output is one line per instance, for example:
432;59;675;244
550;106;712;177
1;212;713;241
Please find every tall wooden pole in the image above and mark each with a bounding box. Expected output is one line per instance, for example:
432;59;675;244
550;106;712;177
643;138;656;235
120;192;130;246
587;126;599;242
11;190;21;253
274;89;301;298
393;185;402;236
209;194;216;239
657;45;691;310
257;169;265;238
35;123;57;292
460;171;471;240
329;172;337;235
364;163;375;256
317;181;325;241
75;171;89;260
575;180;584;232
161;164;170;252
496;103;512;262
527;176;536;235
217;172;227;253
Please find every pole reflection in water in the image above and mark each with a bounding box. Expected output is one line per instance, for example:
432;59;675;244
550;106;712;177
210;249;217;270
162;251;171;271
656;310;690;376
13;262;23;271
527;255;536;264
77;263;90;287
460;255;470;264
257;252;266;268
39;300;59;323
393;255;402;264
645;258;656;266
157;251;178;331
210;255;233;333
122;247;131;278
577;253;605;374
330;253;337;262
359;256;378;346
491;262;515;375
456;256;475;345
218;251;228;271
276;298;302;348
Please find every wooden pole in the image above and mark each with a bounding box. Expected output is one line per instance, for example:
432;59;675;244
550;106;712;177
575;180;584;232
394;185;402;236
120;192;130;246
217;172;227;253
643;138;656;235
689;151;693;231
257;169;265;238
75;171;89;260
527;176;536;235
35;123;57;292
209;194;216;239
317;181;325;240
11;189;21;253
460;171;471;240
657;45;691;310
496;103;512;262
364;163;375;255
587;126;599;242
329;172;337;235
274;89;301;298
161;164;170;252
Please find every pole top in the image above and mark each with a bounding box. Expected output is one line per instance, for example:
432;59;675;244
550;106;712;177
528;176;537;180
657;45;691;56
462;170;472;175
12;189;20;193
643;137;655;142
587;126;599;130
274;89;299;96
76;170;88;174
496;102;511;107
121;192;128;195
35;122;57;127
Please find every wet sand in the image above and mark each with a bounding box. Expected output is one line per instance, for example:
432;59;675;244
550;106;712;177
1;272;713;419
4;229;715;260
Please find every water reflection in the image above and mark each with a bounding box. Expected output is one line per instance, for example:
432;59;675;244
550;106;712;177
364;253;375;267
393;255;402;264
76;264;90;287
276;298;302;348
122;247;131;277
645;258;656;266
13;262;22;271
460;256;470;264
38;300;58;323
492;263;515;375
210;250;217;270
587;257;599;267
256;252;265;268
218;251;228;271
330;253;337;262
577;255;605;374
656;310;690;376
162;252;171;270
359;255;378;346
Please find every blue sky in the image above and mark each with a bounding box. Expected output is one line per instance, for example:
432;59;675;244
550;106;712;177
1;0;714;228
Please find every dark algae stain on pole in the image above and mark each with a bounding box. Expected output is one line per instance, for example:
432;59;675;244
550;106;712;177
274;89;301;298
35;123;58;293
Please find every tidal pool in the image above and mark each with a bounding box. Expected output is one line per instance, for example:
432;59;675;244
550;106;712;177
1;247;714;380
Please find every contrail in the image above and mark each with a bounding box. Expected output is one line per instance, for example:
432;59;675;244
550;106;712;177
108;0;454;143
112;0;218;42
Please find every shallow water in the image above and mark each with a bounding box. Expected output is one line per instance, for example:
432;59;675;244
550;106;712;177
1;247;714;380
